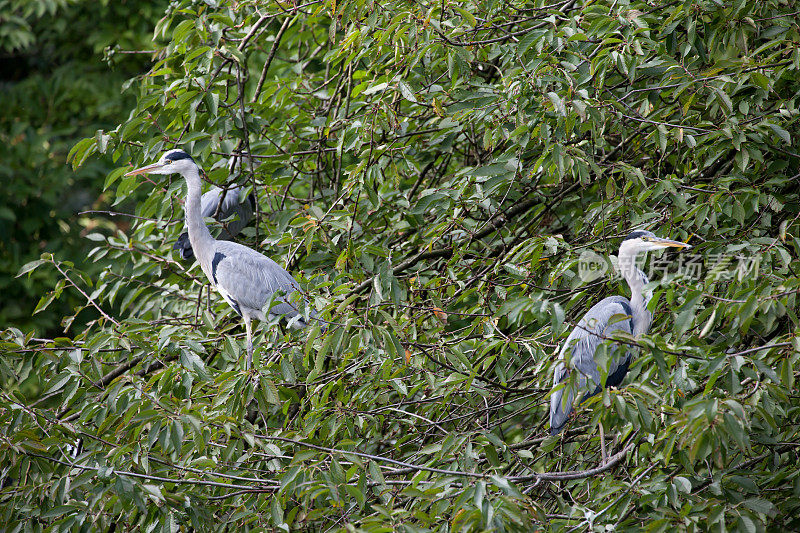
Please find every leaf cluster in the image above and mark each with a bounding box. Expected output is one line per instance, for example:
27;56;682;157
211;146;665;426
3;0;800;530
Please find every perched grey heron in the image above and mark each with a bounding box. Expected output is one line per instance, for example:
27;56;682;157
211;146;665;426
173;185;255;261
549;230;690;457
126;149;318;369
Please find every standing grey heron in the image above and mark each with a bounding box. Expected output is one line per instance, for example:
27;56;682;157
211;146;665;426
173;185;255;261
549;230;690;457
125;149;318;369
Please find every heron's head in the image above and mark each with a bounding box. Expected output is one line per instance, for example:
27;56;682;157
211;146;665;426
619;230;691;256
124;149;197;177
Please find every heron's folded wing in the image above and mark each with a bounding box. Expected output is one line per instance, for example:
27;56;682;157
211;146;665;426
210;241;303;318
550;362;575;435
199;187;224;219
219;188;254;240
218;186;242;217
566;296;634;389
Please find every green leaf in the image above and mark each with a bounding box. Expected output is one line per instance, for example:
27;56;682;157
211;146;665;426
16;259;47;278
738;515;757;533
712;87;733;113
673;476;691;494
767;123;791;144
547;91;566;116
33;292;59;314
490;476;523;498
742;498;776;517
397;81;418;103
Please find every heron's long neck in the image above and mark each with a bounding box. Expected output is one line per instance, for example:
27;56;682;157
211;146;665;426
183;166;215;263
619;249;653;336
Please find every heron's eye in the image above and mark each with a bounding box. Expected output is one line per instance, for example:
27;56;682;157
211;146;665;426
641;237;650;241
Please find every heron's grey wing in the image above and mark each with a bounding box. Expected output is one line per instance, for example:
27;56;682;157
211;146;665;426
563;296;635;392
218;187;254;240
593;295;635;387
549;320;604;435
209;241;305;320
218;186;243;218
549;362;575;435
199;187;224;219
550;297;636;434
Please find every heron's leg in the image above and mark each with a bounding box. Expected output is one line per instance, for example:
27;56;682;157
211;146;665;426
268;327;282;365
194;284;203;322
195;284;211;322
599;421;608;466
244;316;253;371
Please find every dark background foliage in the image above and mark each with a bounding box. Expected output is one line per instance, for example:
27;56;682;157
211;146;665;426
0;0;165;333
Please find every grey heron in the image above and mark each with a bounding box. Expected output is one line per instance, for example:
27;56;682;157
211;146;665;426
549;230;691;454
173;185;255;261
125;149;318;369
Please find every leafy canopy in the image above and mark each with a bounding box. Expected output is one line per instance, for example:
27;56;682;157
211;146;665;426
3;0;800;531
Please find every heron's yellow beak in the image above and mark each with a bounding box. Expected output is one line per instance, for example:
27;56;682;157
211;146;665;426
653;237;691;249
124;162;166;176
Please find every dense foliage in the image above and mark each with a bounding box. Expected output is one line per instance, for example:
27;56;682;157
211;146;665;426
0;0;164;333
3;0;800;530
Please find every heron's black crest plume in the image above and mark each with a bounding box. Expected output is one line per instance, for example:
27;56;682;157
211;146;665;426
164;150;195;163
623;230;655;241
